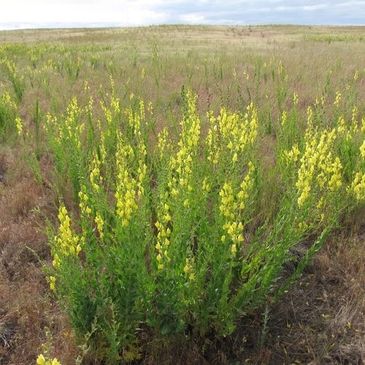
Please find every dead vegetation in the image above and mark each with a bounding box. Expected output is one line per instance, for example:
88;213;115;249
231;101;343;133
0;148;77;365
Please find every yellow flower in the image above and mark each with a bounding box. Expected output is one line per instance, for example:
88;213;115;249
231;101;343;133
350;172;365;201
78;187;91;217
282;144;300;165
202;177;211;193
115;136;138;227
207;103;258;166
15;116;23;135
337;115;346;134
49;276;56;291
155;200;172;270
89;153;103;192
334;91;341;107
36;354;46;365
95;212;104;239
296;128;341;207
360;140;365;159
36;355;61;365
293;92;299;106
220;162;255;256
157;128;171;159
183;257;195;281
56;205;82;256
281;111;287;126
307;106;313;128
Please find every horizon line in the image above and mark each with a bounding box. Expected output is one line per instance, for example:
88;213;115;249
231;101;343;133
1;22;365;32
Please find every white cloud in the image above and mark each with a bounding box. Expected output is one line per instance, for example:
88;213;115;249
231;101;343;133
179;13;207;23
0;0;167;26
0;0;364;29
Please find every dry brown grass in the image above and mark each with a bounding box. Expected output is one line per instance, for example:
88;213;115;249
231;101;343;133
0;148;78;365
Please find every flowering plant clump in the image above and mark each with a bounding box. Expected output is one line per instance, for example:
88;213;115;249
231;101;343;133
37;88;365;363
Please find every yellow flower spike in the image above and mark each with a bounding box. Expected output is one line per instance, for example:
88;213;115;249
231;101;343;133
115;135;139;227
281;111;287;126
49;276;56;292
231;244;237;256
282;144;300;165
337;115;346;134
307;106;313;128
36;355;61;365
52;203;82;278
183;257;195;281
334;91;341;107
157;128;171;159
52;254;60;269
36;354;46;365
296;127;342;207
79;187;92;217
15;116;23;135
350;172;365;201
220;163;255;255
360;140;365;159
209;103;258;165
293;92;299;106
89;153;103;192
155;199;172;270
202;178;211;193
361;117;365;133
351;106;358;131
95;212;104;239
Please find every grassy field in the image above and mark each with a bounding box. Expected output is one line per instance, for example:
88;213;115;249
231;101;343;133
0;25;364;365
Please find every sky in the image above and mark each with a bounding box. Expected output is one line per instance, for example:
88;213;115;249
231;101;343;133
0;0;364;30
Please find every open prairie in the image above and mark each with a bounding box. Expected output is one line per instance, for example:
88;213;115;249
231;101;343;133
0;25;364;364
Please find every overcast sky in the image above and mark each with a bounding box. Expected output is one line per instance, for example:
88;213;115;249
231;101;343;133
0;0;364;30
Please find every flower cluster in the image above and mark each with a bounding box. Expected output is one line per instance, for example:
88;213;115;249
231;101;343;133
296;128;342;207
155;198;172;271
61;97;84;149
281;110;288;127
95;212;105;239
183;256;195;281
219;162;255;256
50;204;82;291
349;139;365;201
168;90;200;203
207;103;258;164
36;354;61;365
78;186;92;217
55;205;82;257
15;116;23;136
282;143;300;165
89;153;103;192
115;136;138;227
334;91;341;107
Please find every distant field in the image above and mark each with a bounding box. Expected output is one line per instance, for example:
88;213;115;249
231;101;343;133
0;26;364;365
